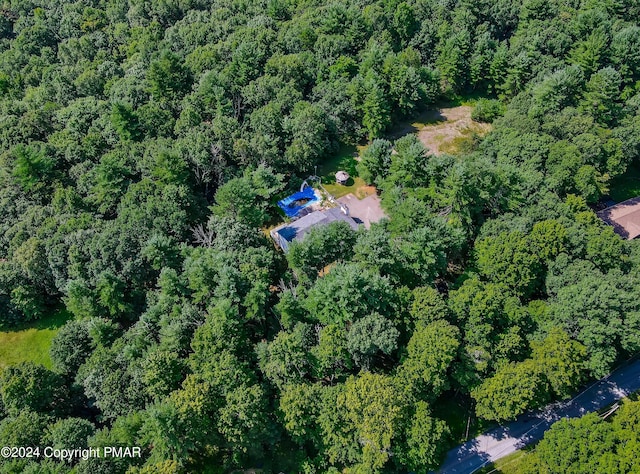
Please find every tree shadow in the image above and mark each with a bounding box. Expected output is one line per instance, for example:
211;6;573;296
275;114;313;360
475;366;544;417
318;144;359;181
2;308;72;333
337;177;355;187
386;109;448;141
435;437;490;474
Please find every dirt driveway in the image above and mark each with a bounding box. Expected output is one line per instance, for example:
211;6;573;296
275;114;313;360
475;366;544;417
337;193;386;229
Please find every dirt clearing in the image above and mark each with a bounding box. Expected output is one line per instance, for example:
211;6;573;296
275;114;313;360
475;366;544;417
417;106;491;155
390;105;492;156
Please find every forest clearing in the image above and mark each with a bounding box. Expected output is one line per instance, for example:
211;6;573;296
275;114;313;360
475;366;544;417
0;310;70;369
416;105;492;155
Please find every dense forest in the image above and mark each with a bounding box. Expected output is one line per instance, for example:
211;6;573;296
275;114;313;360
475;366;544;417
0;0;639;472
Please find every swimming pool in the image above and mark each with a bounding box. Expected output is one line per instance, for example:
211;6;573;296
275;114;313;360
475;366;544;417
277;186;320;218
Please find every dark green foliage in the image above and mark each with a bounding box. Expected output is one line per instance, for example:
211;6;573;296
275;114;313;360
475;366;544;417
520;401;640;473
111;103;142;142
339;372;403;469
397;320;461;402
410;286;450;326
279;383;323;447
147;51;193;103
534;413;616;473
44;417;96;451
362;77;391;140
0;363;70;417
472;359;551;421
472;328;587;421
11;144;56;195
284;101;335;172
311;324;353;382
581;67;622;125
140;349;187;401
50;319;94;376
398;401;451;473
256;323;313;389
547;270;639;378
212;165;284;228
449;278;530;373
0;410;50;449
346;313;399;369
355;139;392;185
287;221;356;281
531;328;587;399
471;99;505;123
0;0;638;472
475;230;543;298
304;262;397;325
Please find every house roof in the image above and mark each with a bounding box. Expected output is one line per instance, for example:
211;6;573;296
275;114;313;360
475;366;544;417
597;196;640;240
271;207;359;251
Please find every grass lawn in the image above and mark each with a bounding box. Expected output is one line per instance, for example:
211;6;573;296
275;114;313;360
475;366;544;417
609;161;640;203
476;449;532;474
0;309;72;370
317;143;372;199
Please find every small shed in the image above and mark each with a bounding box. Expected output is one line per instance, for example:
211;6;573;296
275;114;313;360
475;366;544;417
335;170;349;185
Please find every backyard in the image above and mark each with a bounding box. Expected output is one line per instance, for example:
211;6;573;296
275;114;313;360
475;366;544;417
317;144;373;199
317;104;490;201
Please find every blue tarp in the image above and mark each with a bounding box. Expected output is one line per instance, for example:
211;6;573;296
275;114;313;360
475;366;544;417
277;187;319;218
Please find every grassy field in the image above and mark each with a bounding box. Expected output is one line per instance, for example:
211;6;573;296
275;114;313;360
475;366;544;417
609;161;640;203
0;309;72;370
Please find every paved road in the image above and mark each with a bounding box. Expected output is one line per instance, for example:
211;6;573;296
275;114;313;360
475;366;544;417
437;357;640;474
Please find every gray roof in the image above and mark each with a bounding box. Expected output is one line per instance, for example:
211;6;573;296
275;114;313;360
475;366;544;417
271;207;359;251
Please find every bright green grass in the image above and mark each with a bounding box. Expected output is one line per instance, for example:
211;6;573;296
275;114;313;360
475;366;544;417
317;143;372;199
0;309;72;370
476;450;531;474
322;176;370;199
609;161;640;203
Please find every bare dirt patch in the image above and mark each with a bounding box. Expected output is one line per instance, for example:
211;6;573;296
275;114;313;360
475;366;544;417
418;106;491;155
390;105;492;156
